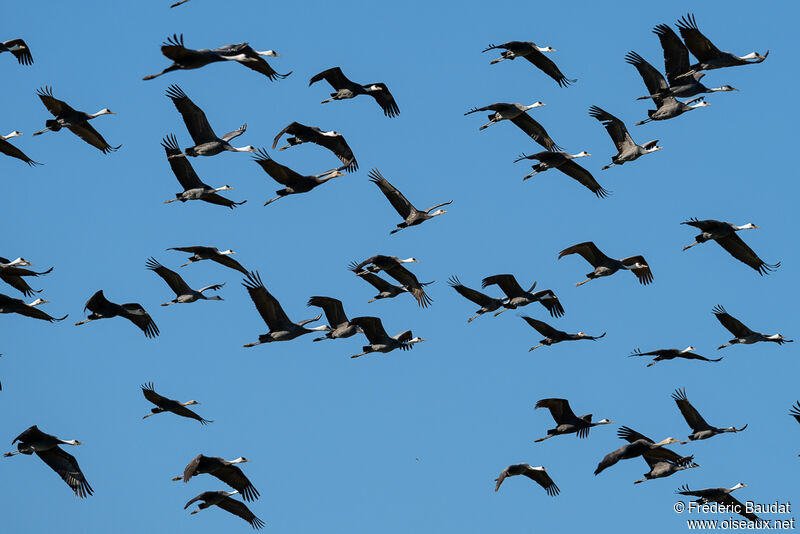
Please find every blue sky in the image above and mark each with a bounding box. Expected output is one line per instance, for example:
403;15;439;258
2;1;796;532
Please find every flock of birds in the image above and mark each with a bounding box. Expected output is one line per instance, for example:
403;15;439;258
0;7;793;531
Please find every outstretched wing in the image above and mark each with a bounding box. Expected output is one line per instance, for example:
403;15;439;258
653;24;692;84
242;271;292;331
522;49;575;88
672;388;713;432
522;467;560;496
721;494;759;522
216;496;265;529
66;121;120;154
481;274;526;298
509;114;560;151
36;447;93;498
676;13;724;63
715;234;779;275
165;84;218;145
4;39;33;65
535;398;579;425
625;51;669;104
712;305;754;337
146;257;193;296
349;316;390;345
161;134;206;190
521;316;564;339
368;169;415;219
558;160;610;198
448;276;499;307
252;148;305;187
366;83;400;117
309;67;352;89
121;304;159;338
558;241;610;268
142;382;170;407
621;256;653;285
588;105;635;152
307;296;348;327
36;86;74;117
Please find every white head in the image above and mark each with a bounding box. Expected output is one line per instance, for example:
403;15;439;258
737;223;758;230
256;50;279;57
221;250;235;255
430;209;447;217
5;257;32;267
231;457;249;464
2;131;22;140
400;257;419;264
714;85;738;92
29;298;48;307
409;337;425;344
216;185;234;192
530;465;547;471
537;46;556;52
577;332;586;337
656;437;681;446
323;170;346;181
235;145;258;153
183;400;200;406
730;483;747;490
526;101;546;110
597;418;613;425
92;108;115;117
224;490;240;496
691;101;711;109
683;346;696;352
571;151;591;159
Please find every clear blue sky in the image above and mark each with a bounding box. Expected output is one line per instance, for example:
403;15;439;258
2;1;796;532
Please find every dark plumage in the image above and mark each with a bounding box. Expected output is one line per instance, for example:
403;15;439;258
672;388;747;441
534;398;612;442
448;275;505;323
0;132;41;166
617;426;698;484
307;296;360;341
141;382;212;424
348;316;424;358
0;39;33;65
349;262;413;303
464;102;561;151
146;257;224;305
558;241;653;286
253;149;347;206
185;490;265;529
0;293;66;322
514;151;608;197
32;86;119;153
352;255;432;308
522;316;605;351
681;218;778;275
589;106;662;169
167;246;248;274
369;169;452;233
309;67;399;117
483;41;575;87
494;464;559;496
481;274;564;317
175;454;259;501
676;483;757;522
713;305;792;349
0;257;53;297
629;347;722;367
676;13;768;77
74;290;159;338
272;121;357;172
594;436;682;475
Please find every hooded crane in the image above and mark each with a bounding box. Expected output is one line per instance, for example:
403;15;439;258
448;275;506;323
0;131;40;166
482;274;564;317
494;464;559;496
309;67;399;117
146;258;224;305
676;13;768;77
644;24;738;100
4;425;92;498
0;294;67;323
630;347;722;367
617;426;699;484
464;102;560;151
514;151;608;197
253;149;346;206
272;121;357;172
533;398;613;442
143;34;289;81
307;296;361;341
594;436;682;475
522;316;605;351
170;0;191;6
166;85;256;157
672;387;747;441
141;382;211;425
167;246;247;274
32;86;119;153
588;106;662;169
352;255;432;308
349;262;414;303
676;483;757;522
74;290;159;338
369;169;452;233
161;134;245;208
185;490;264;530
482;41;576;87
348;316;424;358
173;454;259;501
0;39;32;65
0;257;53;297
681;218;779;275
558;241;653;287
241;271;328;347
713;305;792;349
626;52;710;125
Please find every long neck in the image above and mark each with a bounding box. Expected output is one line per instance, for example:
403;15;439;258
59;439;81;446
213;186;230;193
89;110;109;118
307;325;330;332
739;52;759;60
231;146;252;152
2;132;20;140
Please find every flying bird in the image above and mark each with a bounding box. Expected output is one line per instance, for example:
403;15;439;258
352;255;432;308
165;85;256;157
448;275;506;322
464;102;560;151
588;106;662;169
348;316;424;358
595;436;682;475
681;218;779;275
241;271;328;347
617;426;699;484
713;305;792;349
790;402;800;424
629;347;722;367
307;296;361;341
32;86;119;153
481;274;564;317
167;246;248;274
368;169;452;233
161;134;245;208
0;39;33;65
144;34;289;81
74;290;159;338
0;257;53;297
272;121;357;172
483;41;576;87
253;149;346;206
676;13;768;77
184;490;264;529
676;483;757;522
672;387;747;441
533;398;612;442
0;294;67;323
558;241;653;286
522;316;605;351
494;464;559;496
349;262;414;304
0;131;41;166
4;425;92;498
141;382;212;425
514;151;608;197
173;454;259;501
309;67;399;117
146;258;224;305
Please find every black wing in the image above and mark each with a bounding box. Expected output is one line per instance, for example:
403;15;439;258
509;114;560;151
36;447;93;498
481;274;526;298
216;496;265;529
120;304;159;338
522;49;575;88
162;134;206;190
165;85;218;145
535;398;580;425
146;257;193;296
242;271;292;331
676;13;724;63
369;169;415;219
625;51;669;105
66;122;119;154
557;160;610;198
349;316;391;345
521;316;564;338
715;234;779;275
252;149;305;187
0;138;41;166
558;242;610;268
3;39;33;65
307;296;348;327
448;276;500;307
365;83;400;117
588;106;635;153
672;388;713;433
653;24;692;84
712;305;754;337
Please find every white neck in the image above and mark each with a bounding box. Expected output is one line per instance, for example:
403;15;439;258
213;186;232;192
739;52;759;60
90;110;111;118
537;46;554;52
2;131;21;140
230;457;247;464
308;325;330;332
232;145;254;152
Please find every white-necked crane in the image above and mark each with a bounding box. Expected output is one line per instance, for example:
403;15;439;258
588;106;662;169
352;255;432;308
676;13;768;77
629;347;722;367
0;131;40;166
369;169;452;233
185;490;264;529
0;38;32;65
448;275;506;323
0;257;53;297
617;426;698;484
4;425;92;498
161;134;245;208
534;398;612;442
173;454;259;501
309;67;399;117
483;41;576;87
514;151;608;197
348;316;424;358
349;262;413;303
522;316;605;351
166;85;256;157
141;382;212;425
464;102;561;151
482;274;564;317
558;241;653;286
241;271;328;347
74;290;159;338
167;246;248;274
144;34;289;81
595;436;682;475
713;305;792;349
307;296;361;341
494;464;559;496
672;387;747;442
0;294;66;323
676;483;757;522
32;86;119;153
681;218;779;275
146;258;224;305
272;121;357;172
253;149;346;206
